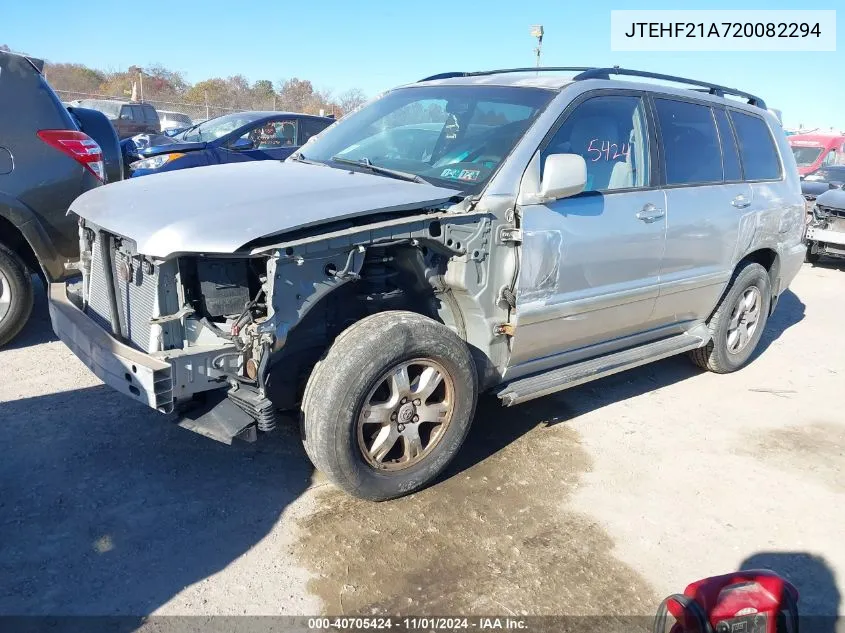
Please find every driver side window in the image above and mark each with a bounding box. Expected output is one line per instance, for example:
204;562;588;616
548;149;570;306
542;95;651;192
234;120;298;150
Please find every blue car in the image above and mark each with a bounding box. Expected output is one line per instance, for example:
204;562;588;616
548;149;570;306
125;111;335;177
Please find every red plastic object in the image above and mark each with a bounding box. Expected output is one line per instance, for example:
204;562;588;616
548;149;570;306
683;570;799;633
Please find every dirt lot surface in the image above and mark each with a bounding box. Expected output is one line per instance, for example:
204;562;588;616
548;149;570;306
1;262;843;619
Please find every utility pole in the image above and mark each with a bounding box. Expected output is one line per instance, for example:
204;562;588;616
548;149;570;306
138;71;144;102
531;25;544;67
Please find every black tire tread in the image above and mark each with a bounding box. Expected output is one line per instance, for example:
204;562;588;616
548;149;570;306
688;262;770;374
0;242;34;348
301;310;477;501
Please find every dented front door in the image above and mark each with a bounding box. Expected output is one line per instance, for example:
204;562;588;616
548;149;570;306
507;190;668;370
505;92;668;372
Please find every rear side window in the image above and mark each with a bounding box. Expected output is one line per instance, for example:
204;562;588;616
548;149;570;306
302;118;332;143
729;111;781;180
654;98;722;185
713;109;742;181
142;104;158;123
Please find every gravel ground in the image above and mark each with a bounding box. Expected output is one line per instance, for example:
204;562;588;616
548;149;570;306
1;262;843;620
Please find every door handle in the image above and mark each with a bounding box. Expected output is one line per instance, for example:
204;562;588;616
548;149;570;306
636;203;665;223
732;195;751;209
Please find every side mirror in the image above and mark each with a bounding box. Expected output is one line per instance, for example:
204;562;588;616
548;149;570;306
540;154;587;201
230;137;254;151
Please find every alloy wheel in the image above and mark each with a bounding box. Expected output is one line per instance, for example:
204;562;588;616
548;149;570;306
357;359;454;471
726;286;762;354
0;269;11;324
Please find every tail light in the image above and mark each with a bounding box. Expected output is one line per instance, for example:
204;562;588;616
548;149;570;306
37;130;105;183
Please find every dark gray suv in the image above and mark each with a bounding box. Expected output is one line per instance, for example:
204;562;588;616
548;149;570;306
0;50;118;346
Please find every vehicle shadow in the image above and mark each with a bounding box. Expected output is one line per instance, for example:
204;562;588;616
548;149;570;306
810;257;845;272
0;382;314;624
447;287;806;480
740;552;841;630
755;288;805;357
3;276;59;350
447;355;701;482
0;281;808;627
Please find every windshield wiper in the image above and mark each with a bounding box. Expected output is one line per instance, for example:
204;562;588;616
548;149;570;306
177;122;202;141
330;156;428;184
289;153;327;166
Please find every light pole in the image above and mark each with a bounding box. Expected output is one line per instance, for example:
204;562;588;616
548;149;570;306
531;25;544;67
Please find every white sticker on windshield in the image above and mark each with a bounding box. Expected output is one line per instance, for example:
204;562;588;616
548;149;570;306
441;168;480;182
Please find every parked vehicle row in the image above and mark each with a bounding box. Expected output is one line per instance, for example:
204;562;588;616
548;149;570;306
47;65;805;501
123;111;334;177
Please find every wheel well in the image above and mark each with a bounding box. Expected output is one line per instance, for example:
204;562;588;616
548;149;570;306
739;247;779;280
738;247;781;312
263;243;449;410
0;215;39;274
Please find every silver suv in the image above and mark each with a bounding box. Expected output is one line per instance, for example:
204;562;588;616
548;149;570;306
50;67;806;500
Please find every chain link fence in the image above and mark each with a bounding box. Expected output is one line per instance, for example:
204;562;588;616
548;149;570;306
55;90;284;122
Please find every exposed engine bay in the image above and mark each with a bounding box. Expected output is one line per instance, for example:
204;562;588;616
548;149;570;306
806;199;845;260
69;204;510;443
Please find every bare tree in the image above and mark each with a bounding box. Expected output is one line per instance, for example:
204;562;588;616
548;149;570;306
338;88;367;115
34;53;366;118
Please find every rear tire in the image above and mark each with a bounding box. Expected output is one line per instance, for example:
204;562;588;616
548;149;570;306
0;243;34;348
301;311;477;501
688;262;771;374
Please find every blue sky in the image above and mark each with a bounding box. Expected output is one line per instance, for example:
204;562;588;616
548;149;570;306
2;0;842;129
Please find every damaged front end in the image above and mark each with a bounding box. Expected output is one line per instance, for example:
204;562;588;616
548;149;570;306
53;205;497;444
806;197;845;260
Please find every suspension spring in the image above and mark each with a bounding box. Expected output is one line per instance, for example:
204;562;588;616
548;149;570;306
358;247;402;302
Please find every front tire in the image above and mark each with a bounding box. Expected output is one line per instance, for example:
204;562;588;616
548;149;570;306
688;262;771;374
0;243;34;348
805;243;821;264
301;311;477;501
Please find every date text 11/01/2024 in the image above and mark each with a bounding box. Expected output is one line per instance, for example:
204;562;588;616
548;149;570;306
307;617;528;630
623;22;822;38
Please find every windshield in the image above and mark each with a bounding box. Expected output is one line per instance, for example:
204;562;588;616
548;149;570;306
807;167;845;182
297;85;554;191
77;100;121;118
791;145;824;166
162;112;192;124
179;111;266;142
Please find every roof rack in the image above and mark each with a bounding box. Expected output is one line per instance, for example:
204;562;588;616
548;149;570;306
418;65;766;110
573;67;766;109
418;67;594;82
